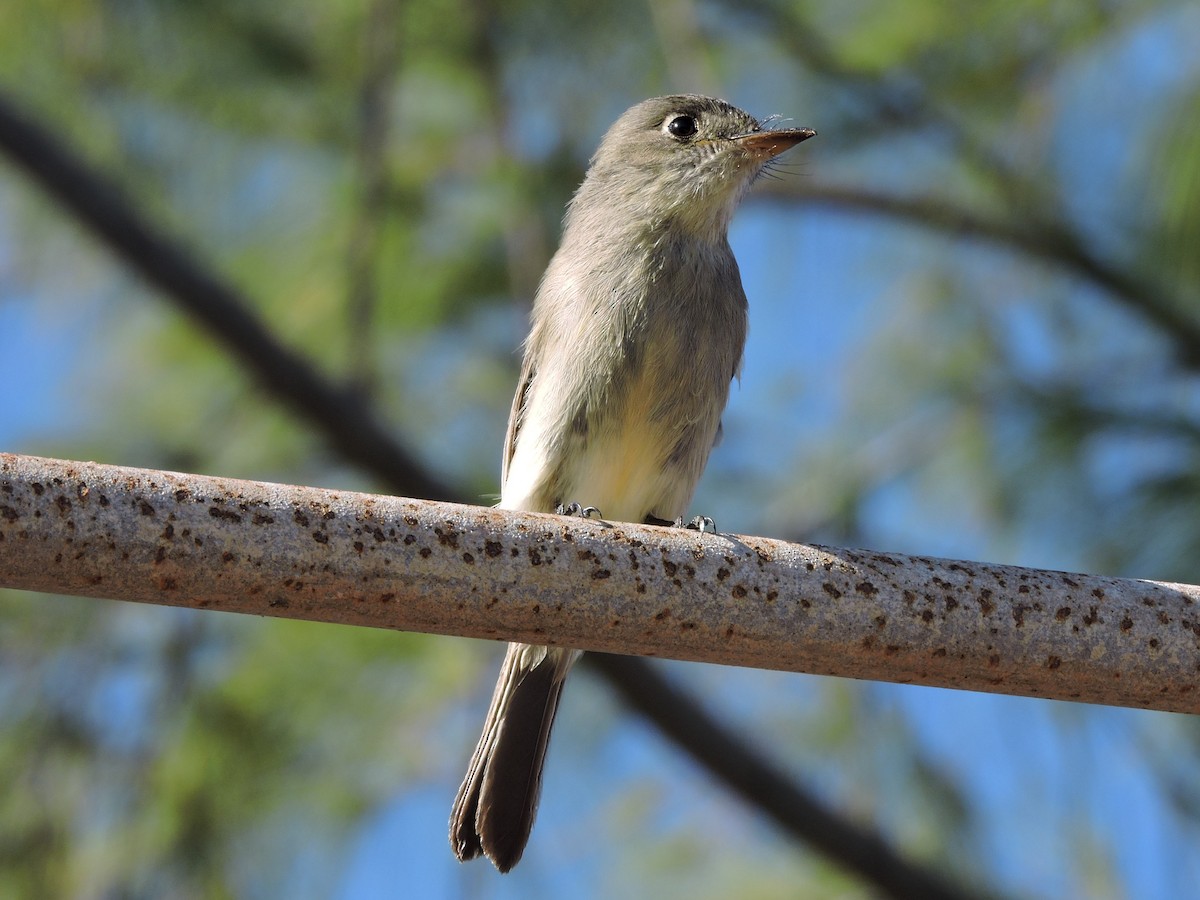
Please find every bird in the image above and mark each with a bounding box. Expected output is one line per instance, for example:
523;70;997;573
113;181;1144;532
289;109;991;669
450;94;815;872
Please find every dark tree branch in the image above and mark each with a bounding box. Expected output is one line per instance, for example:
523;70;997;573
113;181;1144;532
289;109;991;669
588;653;1000;900
758;182;1200;366
344;0;401;396
0;90;454;503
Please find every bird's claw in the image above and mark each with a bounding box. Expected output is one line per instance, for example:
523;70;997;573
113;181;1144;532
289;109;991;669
678;515;717;534
557;502;603;520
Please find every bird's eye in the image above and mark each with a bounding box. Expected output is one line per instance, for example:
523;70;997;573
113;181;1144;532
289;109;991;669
666;115;698;138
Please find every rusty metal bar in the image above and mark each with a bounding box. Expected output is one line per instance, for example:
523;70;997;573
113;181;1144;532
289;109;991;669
1;452;1197;713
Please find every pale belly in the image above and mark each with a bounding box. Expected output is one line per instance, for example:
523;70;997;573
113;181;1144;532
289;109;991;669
501;361;720;524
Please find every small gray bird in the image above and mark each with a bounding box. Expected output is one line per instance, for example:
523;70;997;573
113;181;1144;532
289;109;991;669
450;94;815;872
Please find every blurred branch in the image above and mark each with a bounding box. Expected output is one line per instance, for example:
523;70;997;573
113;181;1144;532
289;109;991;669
729;0;1026;194
0;89;454;502
587;652;997;900
0;92;999;897
650;0;718;95
760;182;1200;365
344;0;401;395
3;452;1198;716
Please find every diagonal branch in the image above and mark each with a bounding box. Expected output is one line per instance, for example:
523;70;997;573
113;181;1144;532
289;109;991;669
758;182;1200;366
0;90;454;502
587;653;1000;900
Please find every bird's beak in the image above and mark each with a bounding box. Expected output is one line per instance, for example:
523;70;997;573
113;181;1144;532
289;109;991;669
734;127;817;159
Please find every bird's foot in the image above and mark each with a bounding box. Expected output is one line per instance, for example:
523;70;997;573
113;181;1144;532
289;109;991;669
644;514;717;534
556;502;603;520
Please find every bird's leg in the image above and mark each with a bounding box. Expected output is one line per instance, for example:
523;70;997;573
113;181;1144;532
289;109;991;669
556;502;603;519
644;513;717;534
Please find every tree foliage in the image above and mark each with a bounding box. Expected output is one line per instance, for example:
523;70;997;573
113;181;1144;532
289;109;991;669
2;0;1200;896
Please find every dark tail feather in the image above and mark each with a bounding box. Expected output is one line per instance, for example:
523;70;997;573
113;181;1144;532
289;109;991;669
450;643;574;873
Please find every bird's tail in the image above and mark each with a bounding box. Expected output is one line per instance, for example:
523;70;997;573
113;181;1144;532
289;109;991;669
450;642;578;873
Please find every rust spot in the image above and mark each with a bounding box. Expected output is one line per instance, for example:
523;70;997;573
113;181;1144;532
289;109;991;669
945;596;959;612
155;546;166;564
655;608;671;621
313;531;329;544
1092;587;1105;599
732;585;747;599
162;523;175;540
592;569;611;579
577;549;596;561
463;552;475;564
434;526;459;549
988;654;1000;668
354;541;364;554
717;567;730;581
222;551;234;563
419;547;431;558
485;540;503;558
921;609;934;623
403;534;415;545
636;581;646;594
663;560;678;576
979;595;995;616
0;505;17;523
856;581;878;596
1046;655;1062;670
210;506;242;523
253;512;274;525
1120;616;1133;632
884;645;900;656
861;635;876;650
1056;606;1071;621
874;615;887;629
799;598;811;608
822;583;842;600
931;647;947;658
1082;606;1100;626
766;590;778;602
1012;604;1028;627
269;597;289;608
528;547;543;566
294;509;310;526
1149;638;1160;649
1017;584;1030;594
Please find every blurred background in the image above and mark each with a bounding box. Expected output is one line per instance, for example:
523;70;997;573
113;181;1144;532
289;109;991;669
2;0;1200;897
